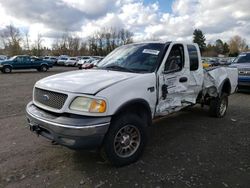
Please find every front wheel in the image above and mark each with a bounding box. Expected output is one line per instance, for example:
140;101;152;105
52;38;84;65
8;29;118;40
2;66;12;73
101;113;147;166
209;93;228;118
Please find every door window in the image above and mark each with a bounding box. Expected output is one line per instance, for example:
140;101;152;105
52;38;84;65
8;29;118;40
187;45;199;71
16;57;23;63
164;44;184;73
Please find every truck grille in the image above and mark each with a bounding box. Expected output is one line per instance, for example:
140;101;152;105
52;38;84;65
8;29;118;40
238;68;250;76
34;88;68;110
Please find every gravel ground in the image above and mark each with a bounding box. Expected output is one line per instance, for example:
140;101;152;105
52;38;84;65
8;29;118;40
0;67;249;188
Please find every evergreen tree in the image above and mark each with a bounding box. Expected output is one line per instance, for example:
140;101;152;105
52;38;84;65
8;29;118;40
215;39;224;54
223;42;229;54
193;29;206;53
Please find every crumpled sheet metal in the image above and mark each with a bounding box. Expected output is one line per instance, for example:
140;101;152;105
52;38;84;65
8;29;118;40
156;67;235;116
156;68;203;115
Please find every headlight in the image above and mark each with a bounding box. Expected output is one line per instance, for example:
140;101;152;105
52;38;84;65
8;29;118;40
70;97;106;113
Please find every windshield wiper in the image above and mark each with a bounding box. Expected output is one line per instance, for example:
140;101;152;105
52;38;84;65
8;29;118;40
102;65;135;72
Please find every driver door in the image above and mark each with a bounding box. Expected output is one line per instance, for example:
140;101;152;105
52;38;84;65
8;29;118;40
155;43;191;116
13;56;25;69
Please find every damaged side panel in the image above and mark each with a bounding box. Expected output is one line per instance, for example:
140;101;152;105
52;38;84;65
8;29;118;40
156;67;203;116
203;67;238;97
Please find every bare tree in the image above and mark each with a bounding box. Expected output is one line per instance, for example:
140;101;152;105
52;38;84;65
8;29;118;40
0;25;22;56
31;34;44;56
24;30;30;54
229;35;247;56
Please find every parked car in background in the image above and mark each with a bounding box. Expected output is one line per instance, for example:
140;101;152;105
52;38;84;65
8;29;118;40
231;52;250;90
202;59;211;68
64;57;79;66
77;56;93;68
57;57;69;66
0;55;8;62
208;59;220;66
0;55;53;73
80;57;104;69
44;56;57;65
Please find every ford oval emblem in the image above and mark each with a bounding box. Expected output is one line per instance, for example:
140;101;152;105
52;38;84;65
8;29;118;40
42;94;50;101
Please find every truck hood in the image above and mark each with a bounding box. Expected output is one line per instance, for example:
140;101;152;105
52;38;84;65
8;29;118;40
36;69;138;94
0;60;11;64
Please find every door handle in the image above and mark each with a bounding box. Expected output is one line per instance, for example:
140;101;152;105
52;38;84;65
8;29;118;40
179;77;188;83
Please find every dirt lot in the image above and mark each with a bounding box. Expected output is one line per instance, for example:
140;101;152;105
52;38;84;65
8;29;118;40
0;67;249;188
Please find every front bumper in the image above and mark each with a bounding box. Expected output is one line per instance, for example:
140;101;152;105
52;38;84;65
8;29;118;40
238;77;250;90
26;102;111;149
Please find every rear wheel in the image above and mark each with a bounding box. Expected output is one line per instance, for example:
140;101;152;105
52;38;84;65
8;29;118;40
40;65;48;72
101;113;147;166
2;66;12;73
209;93;228;118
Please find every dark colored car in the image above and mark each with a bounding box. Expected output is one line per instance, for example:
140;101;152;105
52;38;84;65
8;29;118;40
0;55;53;73
230;52;250;90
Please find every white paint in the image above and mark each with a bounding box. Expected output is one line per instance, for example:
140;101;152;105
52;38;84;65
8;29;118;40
33;42;238;119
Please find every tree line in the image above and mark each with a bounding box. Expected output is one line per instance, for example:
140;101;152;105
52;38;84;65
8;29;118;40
193;29;248;57
0;24;248;57
0;25;133;57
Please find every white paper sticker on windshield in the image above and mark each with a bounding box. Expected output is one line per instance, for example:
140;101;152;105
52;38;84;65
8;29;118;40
239;54;247;56
142;49;160;55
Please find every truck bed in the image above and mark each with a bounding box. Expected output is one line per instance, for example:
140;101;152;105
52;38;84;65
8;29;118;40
203;66;238;96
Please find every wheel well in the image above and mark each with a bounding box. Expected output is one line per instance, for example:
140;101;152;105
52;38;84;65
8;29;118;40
41;64;48;67
114;100;152;126
221;79;231;95
3;64;12;68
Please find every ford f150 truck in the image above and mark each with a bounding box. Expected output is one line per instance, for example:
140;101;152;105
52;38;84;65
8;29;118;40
0;55;53;73
26;42;238;166
230;52;250;90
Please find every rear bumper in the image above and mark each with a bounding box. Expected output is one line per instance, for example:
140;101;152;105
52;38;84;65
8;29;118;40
26;102;111;149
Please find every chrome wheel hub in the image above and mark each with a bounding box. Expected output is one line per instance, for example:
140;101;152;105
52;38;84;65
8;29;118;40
220;98;227;115
114;125;141;158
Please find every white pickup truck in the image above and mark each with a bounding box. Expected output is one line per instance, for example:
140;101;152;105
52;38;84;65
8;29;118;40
26;41;238;166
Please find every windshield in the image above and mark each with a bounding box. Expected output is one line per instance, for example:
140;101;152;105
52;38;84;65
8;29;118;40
98;43;164;73
233;53;250;64
9;56;17;61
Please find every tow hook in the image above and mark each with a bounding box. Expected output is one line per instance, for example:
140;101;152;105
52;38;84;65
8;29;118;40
28;120;41;136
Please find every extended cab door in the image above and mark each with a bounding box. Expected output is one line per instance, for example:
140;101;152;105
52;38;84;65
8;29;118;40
13;56;26;69
155;43;203;116
23;56;32;68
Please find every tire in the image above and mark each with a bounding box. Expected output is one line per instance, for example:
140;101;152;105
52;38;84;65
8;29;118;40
2;66;12;73
40;65;48;72
101;113;148;166
209;93;228;118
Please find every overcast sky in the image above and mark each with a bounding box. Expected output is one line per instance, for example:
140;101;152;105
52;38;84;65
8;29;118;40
0;0;249;46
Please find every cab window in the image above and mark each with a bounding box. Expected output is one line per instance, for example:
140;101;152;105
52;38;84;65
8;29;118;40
187;45;199;71
164;44;184;73
16;57;23;63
